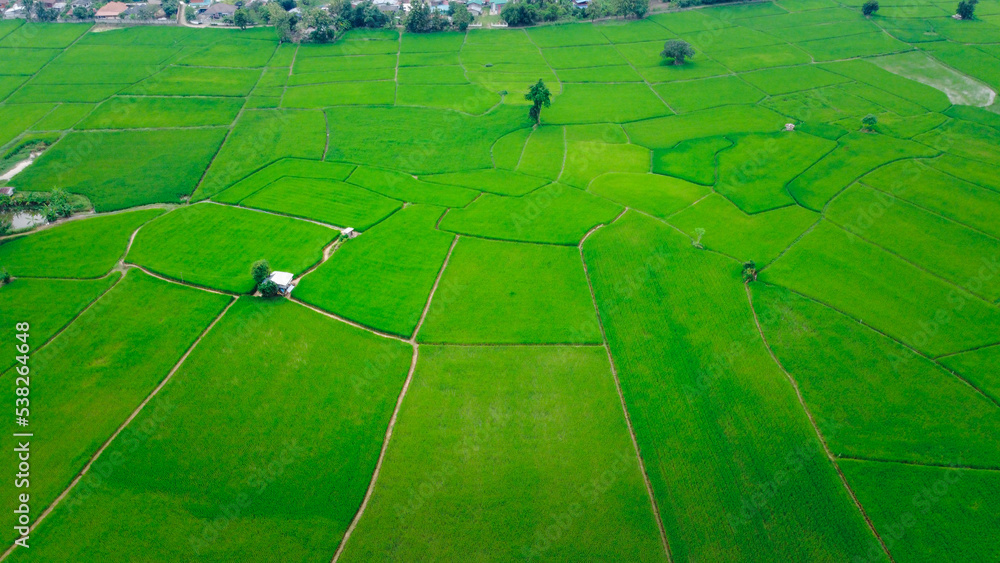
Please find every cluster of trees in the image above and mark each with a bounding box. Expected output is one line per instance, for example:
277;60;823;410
261;0;395;43
0;189;74;228
957;0;977;19
20;0;60;21
251;260;280;297
661;39;694;64
501;0;647;27
403;1;472;32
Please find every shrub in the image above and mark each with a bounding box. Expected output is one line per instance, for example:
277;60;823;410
0;267;9;285
662;40;695;65
862;0;879;15
259;279;280;297
252;259;272;285
956;0;977;19
742;261;757;282
501;1;538;26
862;114;878;132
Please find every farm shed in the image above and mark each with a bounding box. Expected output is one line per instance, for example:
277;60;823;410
268;271;295;295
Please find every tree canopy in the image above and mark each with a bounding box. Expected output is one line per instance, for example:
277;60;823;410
525;79;552;124
661;40;695;65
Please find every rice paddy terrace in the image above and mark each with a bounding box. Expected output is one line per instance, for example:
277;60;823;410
1;3;999;560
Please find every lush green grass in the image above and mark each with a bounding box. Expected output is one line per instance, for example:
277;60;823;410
915;119;1000;167
128;204;335;293
517;125;564;180
820;59;951;111
542;44;627;68
754;283;1000;467
762;86;884;123
0;75;28;101
213;158;357;204
397;65;468;84
717;131;836;213
282;81;396;108
122;66;261;97
29;62;161;86
296;205;453;336
396;83;500;114
545;83;670;124
0;270;230;546
241;176;401;229
651;136;732;185
178;38;277;68
557;64;645;82
787;132;938;211
10;296;410;562
940;345;1000;404
418;237;601;344
795;32;911;61
77;97;243;129
527;22;611;47
7;83;123;104
345;166;478;207
597;19;675;43
440;184;622;245
862;159;1000;240
583;211;883;562
670;194;818;262
5;14;1000;558
0;103;54;147
0;274;119;370
761;221;1000;356
0;22;89;49
561;141;650;188
826;184;1000;300
401;32;466;53
492;127;532;170
840;461;1000;562
324;105;531;174
294;53;397;74
341;345;666;562
422;168;550;196
0;209;164;278
195;109;327;201
588;172;709;220
655;76;766;113
740;65;851;95
28;102;94;130
625;105;786;148
13;128;226;211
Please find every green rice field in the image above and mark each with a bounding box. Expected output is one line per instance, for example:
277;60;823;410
1;5;999;560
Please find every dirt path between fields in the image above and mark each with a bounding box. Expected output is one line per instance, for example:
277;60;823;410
0;297;237;563
578;210;673;562
331;235;459;562
745;282;895;563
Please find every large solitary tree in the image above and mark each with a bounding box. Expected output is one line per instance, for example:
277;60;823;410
956;0;977;19
525;79;551;124
661;40;695;65
862;0;879;15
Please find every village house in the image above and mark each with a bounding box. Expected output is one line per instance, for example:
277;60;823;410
94;1;128;18
203;2;235;18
